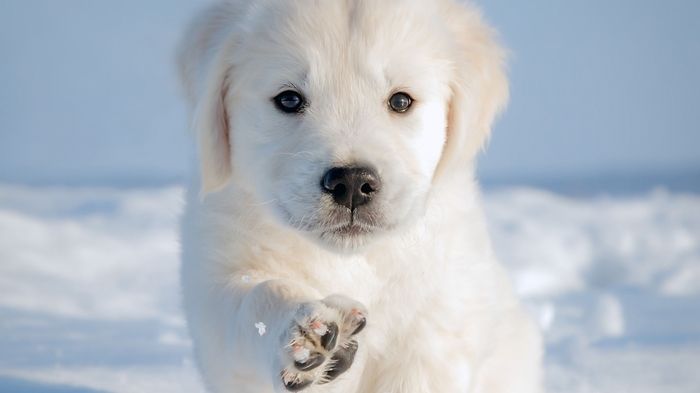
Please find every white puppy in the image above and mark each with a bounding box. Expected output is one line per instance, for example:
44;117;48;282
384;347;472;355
178;1;543;392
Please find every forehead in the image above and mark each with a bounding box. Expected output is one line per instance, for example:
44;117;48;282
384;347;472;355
236;0;454;94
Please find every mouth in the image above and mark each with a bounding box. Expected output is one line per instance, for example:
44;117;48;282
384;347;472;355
316;221;378;252
276;203;392;252
326;223;373;237
277;198;390;248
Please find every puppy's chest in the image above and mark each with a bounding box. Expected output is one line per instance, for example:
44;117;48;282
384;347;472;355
311;254;469;347
309;252;453;311
309;255;382;307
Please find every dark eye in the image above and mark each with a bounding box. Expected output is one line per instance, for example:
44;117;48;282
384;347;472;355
274;90;304;113
389;92;412;113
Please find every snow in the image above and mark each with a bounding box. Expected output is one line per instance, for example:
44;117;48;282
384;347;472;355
483;188;700;393
255;322;267;337
0;185;699;392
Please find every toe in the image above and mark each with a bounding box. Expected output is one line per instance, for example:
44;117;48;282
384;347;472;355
294;352;326;371
320;340;358;383
320;322;339;351
351;317;366;335
283;378;314;392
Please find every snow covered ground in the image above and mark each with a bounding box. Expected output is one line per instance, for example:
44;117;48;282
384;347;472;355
0;184;698;393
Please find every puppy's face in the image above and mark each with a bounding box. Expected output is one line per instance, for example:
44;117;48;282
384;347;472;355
225;1;454;251
189;0;507;253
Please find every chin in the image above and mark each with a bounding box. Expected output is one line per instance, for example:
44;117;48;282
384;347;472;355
315;226;380;254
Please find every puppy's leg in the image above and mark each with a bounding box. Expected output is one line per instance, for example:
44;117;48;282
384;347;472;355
471;308;544;393
221;279;368;392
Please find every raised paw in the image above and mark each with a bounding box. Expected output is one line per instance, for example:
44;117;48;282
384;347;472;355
279;295;367;391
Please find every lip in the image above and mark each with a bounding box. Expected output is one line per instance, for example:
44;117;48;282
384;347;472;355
328;224;372;236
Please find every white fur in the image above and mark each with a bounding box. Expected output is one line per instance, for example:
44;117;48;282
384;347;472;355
178;1;543;392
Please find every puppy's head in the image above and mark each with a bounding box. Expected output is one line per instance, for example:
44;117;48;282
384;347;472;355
181;0;507;252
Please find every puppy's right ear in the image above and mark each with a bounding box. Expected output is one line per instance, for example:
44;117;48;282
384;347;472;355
178;4;239;195
192;50;233;196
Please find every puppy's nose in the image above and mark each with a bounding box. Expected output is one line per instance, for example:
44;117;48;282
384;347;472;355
321;167;381;210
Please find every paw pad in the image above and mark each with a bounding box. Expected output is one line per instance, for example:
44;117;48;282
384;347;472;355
319;340;358;384
282;371;314;392
281;298;367;391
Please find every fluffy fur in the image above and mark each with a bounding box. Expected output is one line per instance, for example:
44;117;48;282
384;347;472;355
178;0;543;392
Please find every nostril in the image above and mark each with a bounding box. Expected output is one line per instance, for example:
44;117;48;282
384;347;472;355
333;183;347;197
322;168;346;193
360;183;373;194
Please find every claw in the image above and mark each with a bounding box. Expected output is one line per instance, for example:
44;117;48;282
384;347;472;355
351;317;366;335
294;352;326;371
320;322;338;351
283;378;314;392
320;340;358;383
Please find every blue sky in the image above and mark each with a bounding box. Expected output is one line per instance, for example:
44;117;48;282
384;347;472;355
481;0;700;181
1;0;698;187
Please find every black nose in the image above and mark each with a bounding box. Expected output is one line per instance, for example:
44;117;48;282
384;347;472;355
321;167;381;210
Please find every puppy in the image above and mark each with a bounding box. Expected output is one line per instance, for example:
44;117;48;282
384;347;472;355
178;1;543;392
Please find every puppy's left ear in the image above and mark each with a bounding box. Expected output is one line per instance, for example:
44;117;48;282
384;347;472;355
438;2;509;174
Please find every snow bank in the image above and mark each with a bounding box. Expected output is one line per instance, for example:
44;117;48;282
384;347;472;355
0;186;184;323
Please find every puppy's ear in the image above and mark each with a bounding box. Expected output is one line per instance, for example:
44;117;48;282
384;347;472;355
192;51;233;195
178;3;239;195
438;2;509;174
